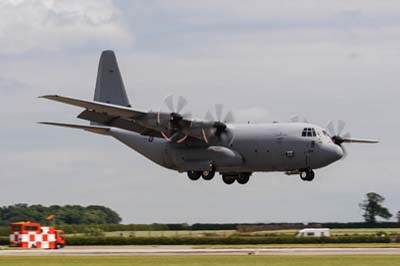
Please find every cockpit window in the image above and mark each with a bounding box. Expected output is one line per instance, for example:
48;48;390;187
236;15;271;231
302;128;316;137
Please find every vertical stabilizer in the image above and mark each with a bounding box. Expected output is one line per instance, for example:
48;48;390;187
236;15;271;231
94;50;131;107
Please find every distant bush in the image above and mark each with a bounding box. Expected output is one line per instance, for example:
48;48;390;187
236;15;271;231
319;222;400;229
0;237;8;245
393;234;400;243
0;227;8;237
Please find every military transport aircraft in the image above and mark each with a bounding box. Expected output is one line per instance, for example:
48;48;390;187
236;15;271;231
40;50;378;185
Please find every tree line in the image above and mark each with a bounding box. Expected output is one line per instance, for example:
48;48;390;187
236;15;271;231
0;192;398;228
0;204;121;225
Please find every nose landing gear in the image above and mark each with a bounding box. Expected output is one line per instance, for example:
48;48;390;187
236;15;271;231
300;169;315;181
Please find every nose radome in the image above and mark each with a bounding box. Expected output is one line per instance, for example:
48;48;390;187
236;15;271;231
331;145;344;161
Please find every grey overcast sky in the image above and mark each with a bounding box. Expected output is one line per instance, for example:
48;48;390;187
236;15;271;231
1;0;399;224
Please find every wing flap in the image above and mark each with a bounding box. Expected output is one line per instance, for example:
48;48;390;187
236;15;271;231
77;110;162;137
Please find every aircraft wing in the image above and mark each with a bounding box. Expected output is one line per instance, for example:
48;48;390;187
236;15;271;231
38;122;111;135
40;95;215;142
342;138;379;144
40;95;147;119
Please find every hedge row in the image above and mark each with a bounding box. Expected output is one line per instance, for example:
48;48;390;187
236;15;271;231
0;237;8;245
1;222;400;236
66;235;391;245
0;235;393;246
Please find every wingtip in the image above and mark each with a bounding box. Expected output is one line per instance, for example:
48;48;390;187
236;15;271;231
39;94;59;99
37;121;52;125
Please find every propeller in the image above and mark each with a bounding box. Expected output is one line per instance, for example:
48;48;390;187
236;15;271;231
326;120;379;158
290;115;309;123
326;120;351;158
201;104;234;144
162;95;192;121
157;95;192;143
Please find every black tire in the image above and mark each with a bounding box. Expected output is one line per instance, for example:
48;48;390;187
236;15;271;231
306;170;315;181
56;243;62;249
300;171;308;181
222;175;235;185
187;171;201;181
237;173;250;184
202;170;215;180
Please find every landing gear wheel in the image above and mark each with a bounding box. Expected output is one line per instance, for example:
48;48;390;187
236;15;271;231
202;170;215;180
222;175;235;185
187;171;201;181
237;173;250;184
300;171;308;181
300;170;315;181
306;170;315;181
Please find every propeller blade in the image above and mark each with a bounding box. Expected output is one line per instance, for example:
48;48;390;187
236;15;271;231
342;132;351;139
160;131;172;142
223;111;234;123
290;116;300;123
215;104;223;121
164;95;175;112
176;96;187;113
205;110;214;121
326;121;335;136
337;120;346;136
182;112;192;120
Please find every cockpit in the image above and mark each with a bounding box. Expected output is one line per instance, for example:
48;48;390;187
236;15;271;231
301;128;316;137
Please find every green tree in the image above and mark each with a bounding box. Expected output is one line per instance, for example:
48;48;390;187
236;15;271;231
0;204;122;225
359;192;392;223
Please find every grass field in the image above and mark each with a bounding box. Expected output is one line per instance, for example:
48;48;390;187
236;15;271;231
194;243;400;249
1;255;399;266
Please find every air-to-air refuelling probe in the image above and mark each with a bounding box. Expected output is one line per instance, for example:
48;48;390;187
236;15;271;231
40;51;378;185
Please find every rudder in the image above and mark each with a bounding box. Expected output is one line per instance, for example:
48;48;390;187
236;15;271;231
94;50;131;107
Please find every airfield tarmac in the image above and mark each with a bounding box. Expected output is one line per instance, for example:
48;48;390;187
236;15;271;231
1;246;400;256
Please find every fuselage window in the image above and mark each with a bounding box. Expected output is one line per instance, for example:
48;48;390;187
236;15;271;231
302;128;316;137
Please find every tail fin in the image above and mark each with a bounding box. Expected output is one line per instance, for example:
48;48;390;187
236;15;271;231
94;50;131;107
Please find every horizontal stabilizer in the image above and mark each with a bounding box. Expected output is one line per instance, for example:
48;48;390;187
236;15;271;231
39;95;146;119
38;122;111;135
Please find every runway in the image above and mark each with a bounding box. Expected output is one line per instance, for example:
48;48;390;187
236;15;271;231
1;246;400;256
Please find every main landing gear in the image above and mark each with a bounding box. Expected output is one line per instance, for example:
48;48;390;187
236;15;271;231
187;170;251;185
300;169;315;182
187;169;216;181
222;173;251;185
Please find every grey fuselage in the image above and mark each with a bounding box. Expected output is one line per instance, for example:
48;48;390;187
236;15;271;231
110;122;343;174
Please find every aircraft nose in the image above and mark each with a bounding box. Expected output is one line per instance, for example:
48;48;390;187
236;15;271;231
328;144;344;161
